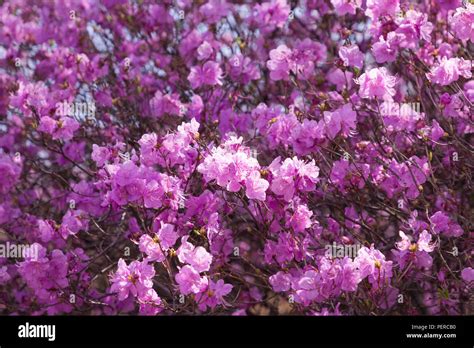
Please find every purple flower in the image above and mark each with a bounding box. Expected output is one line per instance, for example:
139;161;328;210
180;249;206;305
0;266;11;284
18;245;69;301
188;61;223;89
461;267;474;282
450;4;474;42
288;203;313;232
393;230;436;268
266;44;292;81
197;41;213;61
142;180;164;209
91;144;111;167
150;91;184;118
244;170;269;201
355;67;397;101
427;57;472;86
38;116;80;140
372;33;400;63
293;270;319;305
430;211;463;237
355;245;393;290
196;279;233;310
110;259;155;301
339;45;364;69
269;271;292;292
198;136;268;201
138;288;163;315
253;0;291;34
331;0;361;15
323;103;357;139
269;156;320;201
175;265;208;295
365;0;400;20
60;209;88;238
139;233;163;262
0;152;22;194
228;54;261;84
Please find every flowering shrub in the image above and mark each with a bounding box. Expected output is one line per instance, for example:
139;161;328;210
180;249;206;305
0;0;472;316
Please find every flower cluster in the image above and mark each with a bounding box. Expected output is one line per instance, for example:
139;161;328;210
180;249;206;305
0;0;471;316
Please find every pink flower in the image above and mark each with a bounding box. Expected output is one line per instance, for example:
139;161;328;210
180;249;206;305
138;288;163;315
330;159;370;191
394;230;436;268
290;118;326;155
339;257;361;292
266;44;292;81
266;41;326;81
155;222;178;250
176;236;212;272
339;45;364;69
60;209;88;238
196;279;233;310
150;91;185;118
188;61;223;89
38;116;80;141
199;0;230;24
37;219;54;243
355;245;393;290
187;246;213;273
245;170;269;201
430;211;463;237
461;267;474;282
188;95;204;118
143;180;164;209
18;245;69;300
139;234;165;262
0;152;22;194
175;265;208;295
331;0;361;15
253;0;291;34
197;41;213;60
290;39;327;78
269;271;292;292
109;161;146;206
323;103;357;139
269;156;319;201
395;231;411;251
365;0;400;20
355;67;397;101
228;54;261;84
139;222;177;262
417;230;436;253
427;57;472;86
288;203;313;232
293;270;319;305
429;120;445;142
110;259;155;301
372;33;400;63
450;4;474;42
0;266;11;284
198;136;268;200
395;10;433;46
176;236;195;262
91;144;111;167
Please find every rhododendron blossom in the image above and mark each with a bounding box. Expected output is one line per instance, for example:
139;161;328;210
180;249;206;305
427;57;472;86
355;67;397;101
0;0;471;320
